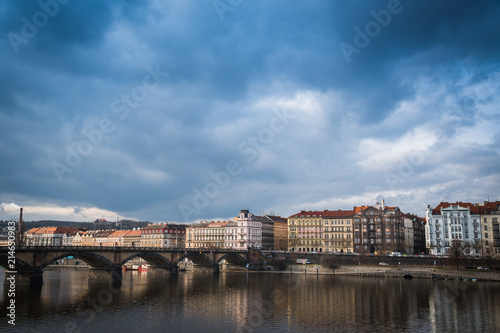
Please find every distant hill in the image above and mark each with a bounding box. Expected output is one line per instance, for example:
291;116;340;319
0;219;152;231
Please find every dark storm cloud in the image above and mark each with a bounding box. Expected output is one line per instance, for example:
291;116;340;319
0;0;499;221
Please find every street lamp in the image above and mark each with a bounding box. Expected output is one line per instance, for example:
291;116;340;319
40;217;44;247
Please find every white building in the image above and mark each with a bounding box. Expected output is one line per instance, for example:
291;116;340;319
425;202;482;256
224;210;262;249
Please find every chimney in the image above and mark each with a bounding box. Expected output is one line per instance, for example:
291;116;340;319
381;199;385;210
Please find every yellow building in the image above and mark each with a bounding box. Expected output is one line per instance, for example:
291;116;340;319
288;210;354;253
322;210;354;254
288;210;324;253
479;201;500;257
269;217;288;250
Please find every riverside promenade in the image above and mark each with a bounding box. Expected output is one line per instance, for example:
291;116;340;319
258;265;500;282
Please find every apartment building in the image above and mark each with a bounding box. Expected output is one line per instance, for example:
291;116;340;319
140;223;186;248
287;210;325;253
224;210;262;250
425;202;481;256
322;210;354;254
353;201;405;254
186;221;228;249
25;227;79;246
479;201;500;257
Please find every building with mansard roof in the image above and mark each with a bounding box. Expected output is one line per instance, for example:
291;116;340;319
425;202;482;256
353;200;404;255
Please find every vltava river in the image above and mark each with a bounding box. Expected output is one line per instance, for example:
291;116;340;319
1;269;500;332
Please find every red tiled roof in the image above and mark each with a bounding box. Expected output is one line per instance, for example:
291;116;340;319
109;230;131;238
27;227;79;235
480;201;500;214
353;206;370;214
124;230;142;237
353;205;399;215
431;202;481;215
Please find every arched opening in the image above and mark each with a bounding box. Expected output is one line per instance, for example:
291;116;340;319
370;246;375;254
120;252;174;272
217;253;247;267
176;253;217;273
0;254;34;273
42;252;115;270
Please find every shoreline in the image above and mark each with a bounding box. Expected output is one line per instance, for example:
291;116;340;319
244;265;500;281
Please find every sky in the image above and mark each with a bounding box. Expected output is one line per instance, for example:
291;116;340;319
1;0;499;223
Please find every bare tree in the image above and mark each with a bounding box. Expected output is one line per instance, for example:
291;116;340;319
448;240;464;270
320;254;338;270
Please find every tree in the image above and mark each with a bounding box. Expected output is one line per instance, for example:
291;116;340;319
268;255;288;271
448;240;464;270
320;254;338;270
249;249;262;262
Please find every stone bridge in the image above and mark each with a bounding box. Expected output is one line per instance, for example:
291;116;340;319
0;246;249;287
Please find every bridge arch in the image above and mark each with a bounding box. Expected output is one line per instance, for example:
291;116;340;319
0;254;34;272
40;252;115;270
119;252;174;267
217;253;247;266
177;253;216;266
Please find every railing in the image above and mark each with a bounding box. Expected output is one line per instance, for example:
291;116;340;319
4;245;249;253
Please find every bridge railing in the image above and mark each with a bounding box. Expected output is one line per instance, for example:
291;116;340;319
3;245;249;253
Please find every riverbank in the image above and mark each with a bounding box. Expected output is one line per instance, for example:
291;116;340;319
45;264;88;271
250;265;500;281
12;264;500;281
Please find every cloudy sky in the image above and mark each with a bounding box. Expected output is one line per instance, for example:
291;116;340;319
1;0;499;223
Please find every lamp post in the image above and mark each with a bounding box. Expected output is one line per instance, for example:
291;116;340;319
40;216;44;247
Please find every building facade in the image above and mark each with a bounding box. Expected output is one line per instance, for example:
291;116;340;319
107;230;130;247
266;215;288;250
186;221;228;249
322;210;353;253
287;210;325;253
353;201;405;254
123;229;142;247
403;214;415;255
479;201;500;257
25;227;79;246
425;202;482;256
140;223;186;248
261;216;274;250
224;210;262;250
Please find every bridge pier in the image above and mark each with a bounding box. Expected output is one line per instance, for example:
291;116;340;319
213;264;220;275
4;270;43;287
88;266;122;287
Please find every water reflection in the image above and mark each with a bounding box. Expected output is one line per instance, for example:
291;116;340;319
1;269;500;332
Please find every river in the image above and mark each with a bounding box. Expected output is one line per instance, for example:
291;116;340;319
1;268;500;332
